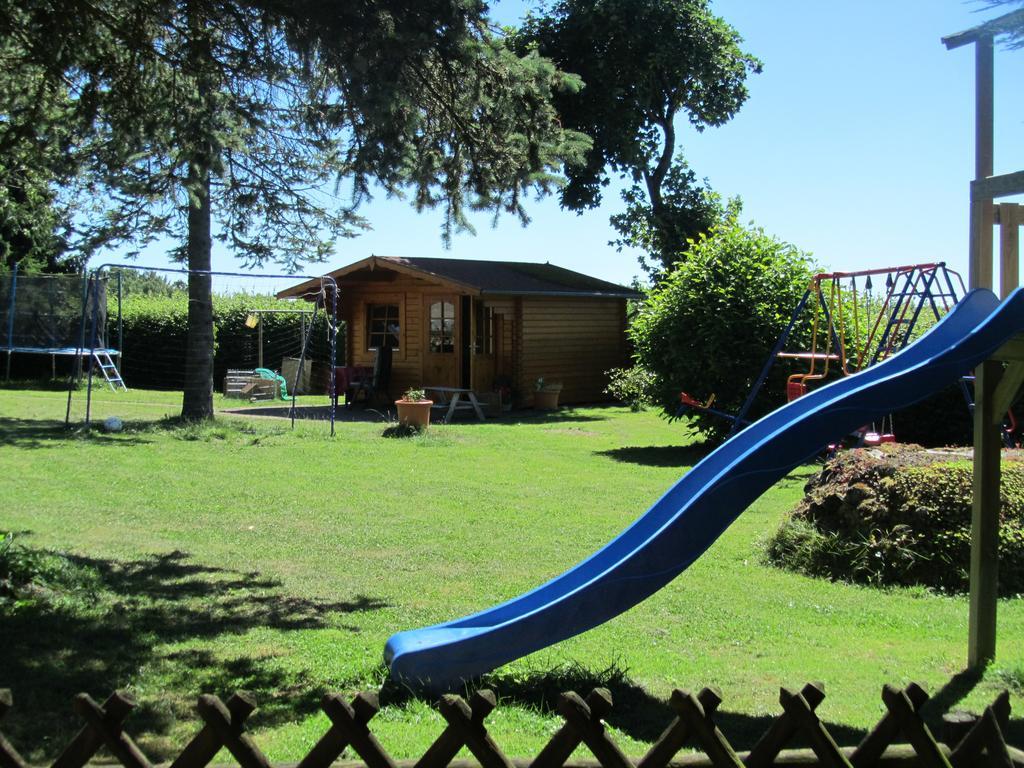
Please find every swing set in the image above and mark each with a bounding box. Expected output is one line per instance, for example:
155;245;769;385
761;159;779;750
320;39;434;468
679;262;969;441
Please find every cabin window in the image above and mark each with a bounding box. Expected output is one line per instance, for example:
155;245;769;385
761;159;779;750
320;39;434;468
474;304;494;354
428;300;455;353
367;304;400;350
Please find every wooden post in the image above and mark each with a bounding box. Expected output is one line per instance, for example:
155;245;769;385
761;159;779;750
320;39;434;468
998;203;1020;298
970;34;995;291
969;358;1002;667
513;297;524;406
257;313;264;369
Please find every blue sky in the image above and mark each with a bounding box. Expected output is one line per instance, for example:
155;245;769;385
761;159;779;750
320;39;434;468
122;1;1024;294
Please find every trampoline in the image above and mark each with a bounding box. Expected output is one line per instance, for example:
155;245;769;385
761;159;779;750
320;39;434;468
2;266;124;388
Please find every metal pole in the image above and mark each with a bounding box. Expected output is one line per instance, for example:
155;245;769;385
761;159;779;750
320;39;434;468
257;313;263;369
290;302;318;429
902;267;940;343
66;273;90;427
729;288;813;436
4;263;18;381
84;272;101;427
117;270;123;377
329;281;337;437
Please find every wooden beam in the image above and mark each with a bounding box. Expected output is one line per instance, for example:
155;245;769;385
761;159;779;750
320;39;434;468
970;35;995;291
969;358;1002;667
970;199;992;291
992;333;1024;362
992;361;1024;423
943;8;1024;50
970;170;1024;202
999;203;1021;298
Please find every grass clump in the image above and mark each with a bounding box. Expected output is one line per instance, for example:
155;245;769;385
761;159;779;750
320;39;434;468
0;532;101;611
995;663;1024;695
382;423;424;439
766;444;1024;595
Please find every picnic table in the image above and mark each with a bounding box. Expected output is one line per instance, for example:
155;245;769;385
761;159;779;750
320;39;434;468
424;386;486;423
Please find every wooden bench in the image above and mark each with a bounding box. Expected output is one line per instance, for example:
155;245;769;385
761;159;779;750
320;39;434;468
224;370;278;401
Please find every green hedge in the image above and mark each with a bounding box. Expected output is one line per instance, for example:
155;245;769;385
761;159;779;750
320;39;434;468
116;293;340;390
765;445;1024;595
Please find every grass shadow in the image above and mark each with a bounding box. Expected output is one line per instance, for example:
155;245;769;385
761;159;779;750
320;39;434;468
221;404;381;422
381;663;867;752
1;549;388;762
597;443;713;468
478;407;612;426
0;378;80;392
919;666;1023;746
390;407;615;427
0;417;155;449
919;666;986;721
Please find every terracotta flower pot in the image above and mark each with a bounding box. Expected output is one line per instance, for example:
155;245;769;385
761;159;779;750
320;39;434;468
396;399;433;428
534;389;560;411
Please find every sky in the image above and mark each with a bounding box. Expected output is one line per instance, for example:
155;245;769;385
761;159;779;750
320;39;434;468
118;1;1024;295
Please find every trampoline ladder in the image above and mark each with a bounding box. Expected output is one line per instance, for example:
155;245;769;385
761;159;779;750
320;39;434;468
93;351;127;391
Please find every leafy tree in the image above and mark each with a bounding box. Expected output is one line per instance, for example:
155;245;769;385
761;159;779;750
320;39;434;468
629;216;816;440
110;269;186;298
1;0;588;419
514;0;760;276
0;41;79;274
0;161;67;274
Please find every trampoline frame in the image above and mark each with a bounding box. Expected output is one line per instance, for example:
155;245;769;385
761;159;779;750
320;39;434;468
2;264;121;382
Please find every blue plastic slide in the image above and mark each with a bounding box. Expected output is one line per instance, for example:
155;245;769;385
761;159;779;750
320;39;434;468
386;288;1024;687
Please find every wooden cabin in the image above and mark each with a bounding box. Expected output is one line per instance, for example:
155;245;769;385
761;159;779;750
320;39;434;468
277;256;640;406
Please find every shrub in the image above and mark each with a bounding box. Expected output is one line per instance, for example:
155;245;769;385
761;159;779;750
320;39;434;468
629;217;816;439
765;445;1024;595
604;365;656;411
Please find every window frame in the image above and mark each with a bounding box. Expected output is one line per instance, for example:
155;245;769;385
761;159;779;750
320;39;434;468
428;299;456;354
474;302;495;355
366;302;401;351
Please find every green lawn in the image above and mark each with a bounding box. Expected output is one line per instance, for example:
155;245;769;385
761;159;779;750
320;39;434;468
0;386;1021;762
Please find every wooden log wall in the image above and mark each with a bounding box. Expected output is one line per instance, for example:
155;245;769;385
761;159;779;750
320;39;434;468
480;298;516;395
518;297;630;405
344;275;431;400
0;683;1018;768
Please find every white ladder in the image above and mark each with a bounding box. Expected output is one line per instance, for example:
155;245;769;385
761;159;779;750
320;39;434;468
93;351;127;391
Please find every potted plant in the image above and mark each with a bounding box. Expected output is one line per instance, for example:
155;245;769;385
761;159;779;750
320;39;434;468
395;387;433;428
533;377;563;410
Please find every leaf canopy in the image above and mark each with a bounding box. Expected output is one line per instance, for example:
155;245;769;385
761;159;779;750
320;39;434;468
0;0;590;268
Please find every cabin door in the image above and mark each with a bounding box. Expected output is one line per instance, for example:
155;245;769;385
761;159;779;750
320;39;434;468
423;296;459;387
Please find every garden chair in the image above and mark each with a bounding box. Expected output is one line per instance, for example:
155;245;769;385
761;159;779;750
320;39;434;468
336;346;392;408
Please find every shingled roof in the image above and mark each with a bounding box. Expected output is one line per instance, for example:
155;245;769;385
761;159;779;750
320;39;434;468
277;255;641;299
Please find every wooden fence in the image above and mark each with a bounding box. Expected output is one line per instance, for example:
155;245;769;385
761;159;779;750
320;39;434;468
0;683;1018;768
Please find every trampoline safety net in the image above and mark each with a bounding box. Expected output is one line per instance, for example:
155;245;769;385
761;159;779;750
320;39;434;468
1;273;108;351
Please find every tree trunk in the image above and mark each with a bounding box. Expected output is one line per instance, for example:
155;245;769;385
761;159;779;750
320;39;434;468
644;114;675;269
181;159;215;421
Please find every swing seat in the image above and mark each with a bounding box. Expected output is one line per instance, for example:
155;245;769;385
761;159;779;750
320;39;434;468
679;391;715;409
786;381;807;402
